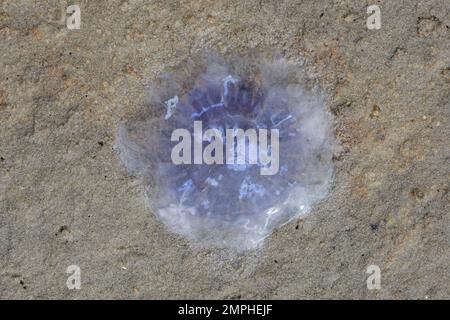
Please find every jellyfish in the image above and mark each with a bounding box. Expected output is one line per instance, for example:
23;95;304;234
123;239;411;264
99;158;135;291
116;54;334;250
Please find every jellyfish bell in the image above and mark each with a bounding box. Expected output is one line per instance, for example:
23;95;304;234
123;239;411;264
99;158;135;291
116;55;335;250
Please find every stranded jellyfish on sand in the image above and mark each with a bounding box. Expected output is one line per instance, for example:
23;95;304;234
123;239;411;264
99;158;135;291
116;55;335;250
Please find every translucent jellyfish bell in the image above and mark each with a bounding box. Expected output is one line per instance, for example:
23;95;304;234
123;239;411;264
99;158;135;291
116;55;334;250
